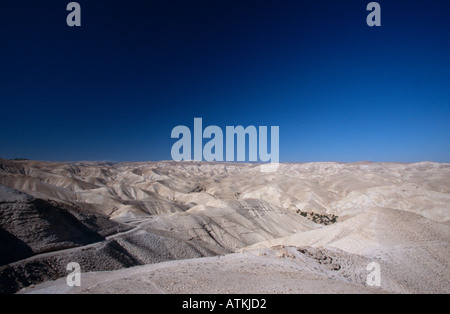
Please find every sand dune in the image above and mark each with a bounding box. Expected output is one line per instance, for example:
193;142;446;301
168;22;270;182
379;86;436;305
0;159;449;293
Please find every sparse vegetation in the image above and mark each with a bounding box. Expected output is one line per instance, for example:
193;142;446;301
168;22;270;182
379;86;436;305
296;210;338;225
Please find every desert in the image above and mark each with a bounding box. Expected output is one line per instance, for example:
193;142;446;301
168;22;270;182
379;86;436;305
0;159;448;294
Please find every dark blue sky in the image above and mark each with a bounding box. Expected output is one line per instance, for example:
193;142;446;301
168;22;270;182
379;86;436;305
1;0;449;162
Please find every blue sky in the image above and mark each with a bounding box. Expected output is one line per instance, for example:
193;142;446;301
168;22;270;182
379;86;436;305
0;0;449;162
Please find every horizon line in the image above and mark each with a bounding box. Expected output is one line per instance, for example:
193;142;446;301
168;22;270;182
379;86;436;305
1;158;448;165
